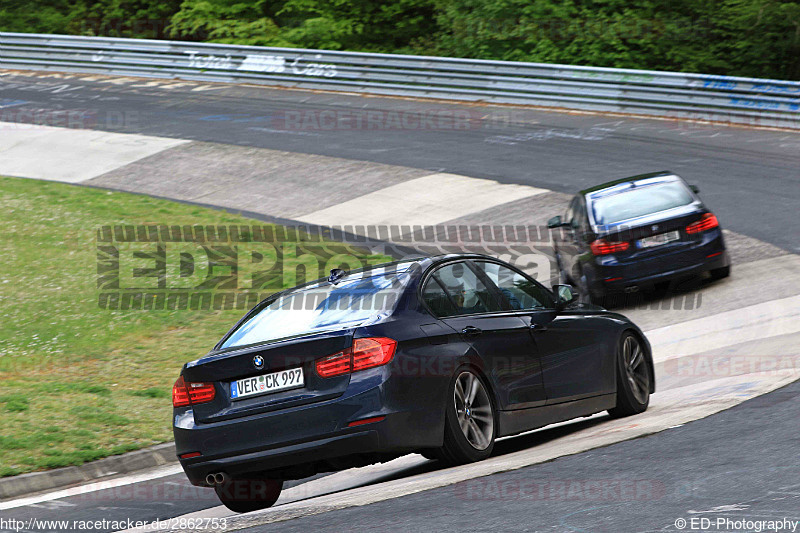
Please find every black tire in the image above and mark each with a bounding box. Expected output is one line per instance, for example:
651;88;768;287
709;265;731;280
431;369;496;465
419;449;440;461
214;478;283;513
608;333;651;418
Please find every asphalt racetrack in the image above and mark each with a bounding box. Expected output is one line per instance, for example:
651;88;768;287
0;69;798;533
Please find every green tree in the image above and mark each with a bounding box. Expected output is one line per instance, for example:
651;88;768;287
0;0;798;79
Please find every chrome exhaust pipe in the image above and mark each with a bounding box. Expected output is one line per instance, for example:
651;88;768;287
206;472;229;485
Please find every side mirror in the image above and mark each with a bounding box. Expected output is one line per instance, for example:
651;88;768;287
547;216;563;229
690;184;700;194
553;284;577;310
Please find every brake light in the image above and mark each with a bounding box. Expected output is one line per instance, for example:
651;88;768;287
352;337;397;371
590;239;630;255
686;213;719;234
316;337;397;378
187;382;216;404
172;376;216;407
316;351;352;378
173;376;190;407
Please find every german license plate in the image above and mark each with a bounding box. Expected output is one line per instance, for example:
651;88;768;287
638;230;680;248
230;368;304;399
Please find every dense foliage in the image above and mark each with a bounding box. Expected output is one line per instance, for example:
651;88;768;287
1;0;799;79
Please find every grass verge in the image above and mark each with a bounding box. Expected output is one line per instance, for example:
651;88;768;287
0;177;390;477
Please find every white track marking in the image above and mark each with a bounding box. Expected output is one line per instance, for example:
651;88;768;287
647;294;800;364
0;464;183;510
0;122;186;183
295;173;547;227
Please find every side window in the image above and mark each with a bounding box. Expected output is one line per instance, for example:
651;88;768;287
422;278;458;318
475;261;555;310
432;262;502;316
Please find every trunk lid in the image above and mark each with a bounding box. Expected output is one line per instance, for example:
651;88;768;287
183;328;353;423
595;204;706;259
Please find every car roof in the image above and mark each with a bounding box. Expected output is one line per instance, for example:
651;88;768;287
580;171;681;198
283;253;500;295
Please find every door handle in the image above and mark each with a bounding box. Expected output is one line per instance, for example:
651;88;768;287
461;326;483;337
530;322;548;332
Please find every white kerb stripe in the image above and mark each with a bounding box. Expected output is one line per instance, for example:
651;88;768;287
646;294;800;363
296;173;548;227
0;121;187;183
0;464;184;510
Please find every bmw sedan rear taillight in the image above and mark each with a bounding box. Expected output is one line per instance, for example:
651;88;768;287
316;337;397;378
590;239;630;255
172;376;216;407
686;213;719;234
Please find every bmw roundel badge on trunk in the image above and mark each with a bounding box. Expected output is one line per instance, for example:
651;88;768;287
253;355;264;369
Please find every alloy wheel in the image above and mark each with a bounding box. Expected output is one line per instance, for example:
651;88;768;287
453;371;494;450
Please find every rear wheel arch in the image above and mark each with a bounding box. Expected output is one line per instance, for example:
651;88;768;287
424;362;498;464
454;361;497;411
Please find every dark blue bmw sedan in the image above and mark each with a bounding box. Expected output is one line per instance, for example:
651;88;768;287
173;254;654;512
548;171;730;304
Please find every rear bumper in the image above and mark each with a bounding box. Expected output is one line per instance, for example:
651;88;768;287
174;367;444;485
589;229;729;293
180;429;383;485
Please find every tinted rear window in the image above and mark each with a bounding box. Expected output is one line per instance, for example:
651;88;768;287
590;181;694;225
220;269;410;349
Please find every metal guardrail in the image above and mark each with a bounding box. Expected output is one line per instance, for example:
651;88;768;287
2;32;799;128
